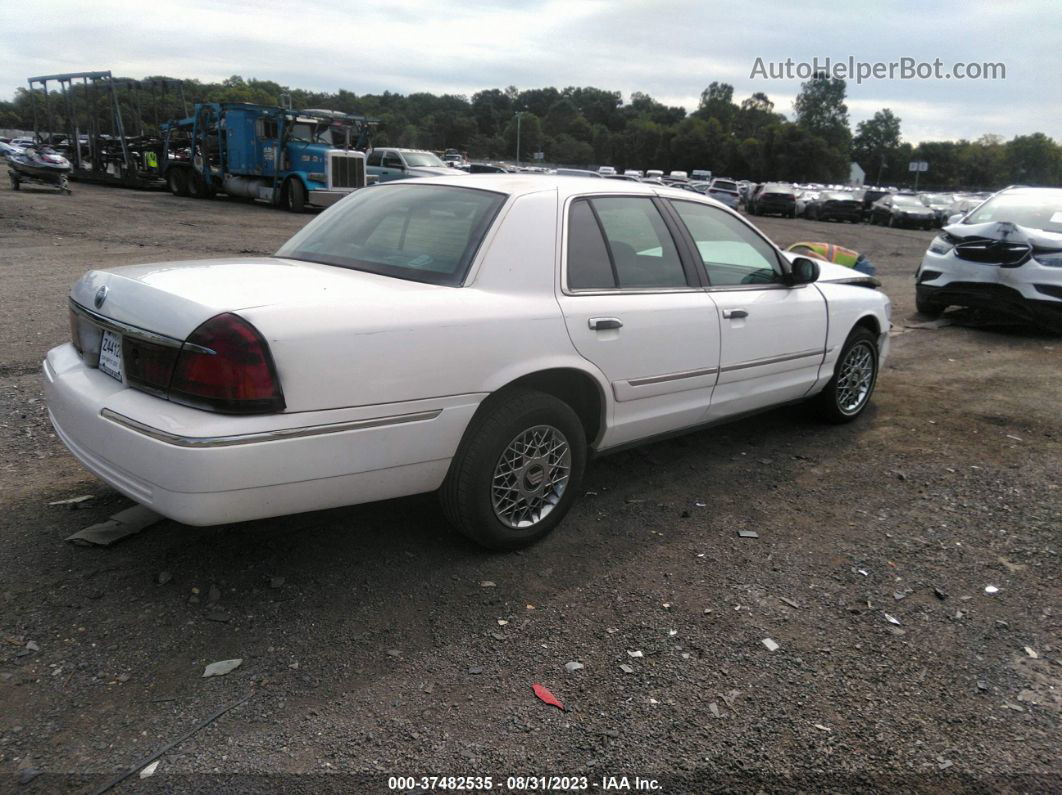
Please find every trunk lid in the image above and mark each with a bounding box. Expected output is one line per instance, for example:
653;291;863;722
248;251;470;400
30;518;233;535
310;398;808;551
71;256;446;340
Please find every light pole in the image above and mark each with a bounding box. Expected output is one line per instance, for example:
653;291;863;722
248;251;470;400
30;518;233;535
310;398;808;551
514;111;522;168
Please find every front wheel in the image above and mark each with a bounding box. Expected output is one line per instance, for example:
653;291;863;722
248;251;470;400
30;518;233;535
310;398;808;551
812;327;879;423
915;292;945;316
284;178;306;212
440;389;587;550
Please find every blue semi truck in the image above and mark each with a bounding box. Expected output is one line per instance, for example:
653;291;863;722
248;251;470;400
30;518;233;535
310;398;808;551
160;103;375;211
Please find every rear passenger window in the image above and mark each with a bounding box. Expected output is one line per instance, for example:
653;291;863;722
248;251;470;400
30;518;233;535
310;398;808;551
567;200;616;289
566;197;688;290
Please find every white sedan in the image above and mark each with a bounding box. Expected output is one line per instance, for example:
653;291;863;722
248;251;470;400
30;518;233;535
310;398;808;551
44;176;890;549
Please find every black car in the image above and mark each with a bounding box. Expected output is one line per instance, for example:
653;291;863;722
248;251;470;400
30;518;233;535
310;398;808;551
804;191;863;222
469;162;512;174
749;183;797;217
856;188;891;220
869;194;936;229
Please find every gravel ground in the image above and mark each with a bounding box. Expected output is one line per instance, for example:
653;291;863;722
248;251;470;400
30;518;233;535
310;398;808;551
0;181;1059;794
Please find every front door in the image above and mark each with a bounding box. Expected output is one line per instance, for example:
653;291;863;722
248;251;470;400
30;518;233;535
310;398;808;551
667;199;828;420
556;195;721;448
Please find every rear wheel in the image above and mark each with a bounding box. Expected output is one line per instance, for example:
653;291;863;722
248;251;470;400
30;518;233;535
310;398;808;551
187;172;215;199
813;327;879;424
440;389;587;550
167;168;189;197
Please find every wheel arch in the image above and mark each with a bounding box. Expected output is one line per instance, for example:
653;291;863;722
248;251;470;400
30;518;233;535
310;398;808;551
480;365;609;447
853;313;881;338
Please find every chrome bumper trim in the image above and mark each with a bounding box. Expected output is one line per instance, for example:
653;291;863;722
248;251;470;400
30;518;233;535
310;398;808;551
100;408;443;448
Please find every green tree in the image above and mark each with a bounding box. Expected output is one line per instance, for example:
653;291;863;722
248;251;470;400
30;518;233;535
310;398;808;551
794;72;851;149
853;109;903;184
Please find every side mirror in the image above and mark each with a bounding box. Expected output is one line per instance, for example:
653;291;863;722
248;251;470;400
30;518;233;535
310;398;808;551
786;256;820;286
947;213;964;225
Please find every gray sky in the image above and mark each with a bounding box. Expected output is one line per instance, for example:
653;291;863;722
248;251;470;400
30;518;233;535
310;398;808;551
1;0;1058;143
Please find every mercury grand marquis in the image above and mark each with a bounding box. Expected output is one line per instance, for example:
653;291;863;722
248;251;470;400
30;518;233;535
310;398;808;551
44;176;890;549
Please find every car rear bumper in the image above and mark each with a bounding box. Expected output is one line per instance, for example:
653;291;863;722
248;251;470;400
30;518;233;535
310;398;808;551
819;209;862;221
756;201;794;215
43;343;482;525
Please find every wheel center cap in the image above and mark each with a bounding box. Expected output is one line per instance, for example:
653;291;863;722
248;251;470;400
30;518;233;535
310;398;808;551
524;462;546;490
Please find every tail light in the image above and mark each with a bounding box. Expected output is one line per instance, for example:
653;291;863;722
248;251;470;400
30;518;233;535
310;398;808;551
169;314;285;414
123;338;181;398
69;308;82;353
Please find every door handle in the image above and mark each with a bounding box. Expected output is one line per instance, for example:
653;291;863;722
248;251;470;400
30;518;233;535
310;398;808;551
588;317;623;331
722;309;748;319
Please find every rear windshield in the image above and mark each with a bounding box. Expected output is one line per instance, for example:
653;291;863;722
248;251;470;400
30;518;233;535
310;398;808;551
712;180;738;192
963;190;1062;233
275;184;506;285
892;195;925;207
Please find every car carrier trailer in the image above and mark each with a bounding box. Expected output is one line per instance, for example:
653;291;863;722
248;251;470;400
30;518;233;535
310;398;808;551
25;70;173;189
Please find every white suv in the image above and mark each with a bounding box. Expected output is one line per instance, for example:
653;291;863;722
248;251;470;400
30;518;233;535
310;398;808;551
916;187;1062;331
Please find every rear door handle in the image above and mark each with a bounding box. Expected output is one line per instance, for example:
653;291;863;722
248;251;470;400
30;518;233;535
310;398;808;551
722;309;748;319
588;317;623;331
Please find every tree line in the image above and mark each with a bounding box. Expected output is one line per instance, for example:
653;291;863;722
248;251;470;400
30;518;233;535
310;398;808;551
1;73;1059;190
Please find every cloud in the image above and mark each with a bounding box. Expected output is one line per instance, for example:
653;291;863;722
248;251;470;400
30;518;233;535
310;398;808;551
1;0;1058;142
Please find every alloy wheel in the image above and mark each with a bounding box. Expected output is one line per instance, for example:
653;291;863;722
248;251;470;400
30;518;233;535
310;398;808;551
836;341;876;414
491;424;571;529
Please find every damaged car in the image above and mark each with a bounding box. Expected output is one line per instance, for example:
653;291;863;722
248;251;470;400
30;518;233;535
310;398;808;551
45;177;890;549
915;186;1062;331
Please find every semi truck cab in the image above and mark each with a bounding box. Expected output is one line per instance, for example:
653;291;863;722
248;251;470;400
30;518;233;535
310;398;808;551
162;103;373;211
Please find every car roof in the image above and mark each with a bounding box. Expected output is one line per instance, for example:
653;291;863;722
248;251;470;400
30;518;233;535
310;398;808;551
379;174;731;205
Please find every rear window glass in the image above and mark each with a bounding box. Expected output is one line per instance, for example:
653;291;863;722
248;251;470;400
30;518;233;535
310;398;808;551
275;184;505;285
567;200;616;289
566;197;688;290
592;197;687;288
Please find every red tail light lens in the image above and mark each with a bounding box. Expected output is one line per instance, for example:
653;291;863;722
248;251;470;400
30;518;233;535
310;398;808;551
169;314;285;414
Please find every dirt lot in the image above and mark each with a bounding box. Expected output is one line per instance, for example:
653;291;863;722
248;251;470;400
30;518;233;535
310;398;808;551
0;181;1058;793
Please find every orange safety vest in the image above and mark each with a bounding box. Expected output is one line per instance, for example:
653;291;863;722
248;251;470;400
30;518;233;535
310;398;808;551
786;242;860;268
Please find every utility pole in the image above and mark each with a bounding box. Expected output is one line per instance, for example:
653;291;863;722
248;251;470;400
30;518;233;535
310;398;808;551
514;111;522;168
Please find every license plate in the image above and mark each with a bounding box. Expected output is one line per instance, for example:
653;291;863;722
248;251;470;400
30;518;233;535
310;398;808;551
98;329;124;382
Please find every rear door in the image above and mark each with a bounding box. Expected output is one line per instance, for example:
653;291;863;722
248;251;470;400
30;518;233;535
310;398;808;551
667;199;827;420
556;195;721;448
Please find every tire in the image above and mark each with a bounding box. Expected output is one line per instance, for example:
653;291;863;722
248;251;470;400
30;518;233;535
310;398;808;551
440;389;587;550
167;168;189;197
915;292;945;316
812;327;879;424
284;177;306;212
187;172;215;199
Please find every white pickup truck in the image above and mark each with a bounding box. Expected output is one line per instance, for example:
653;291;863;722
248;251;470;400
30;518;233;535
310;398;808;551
364;147;464;182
